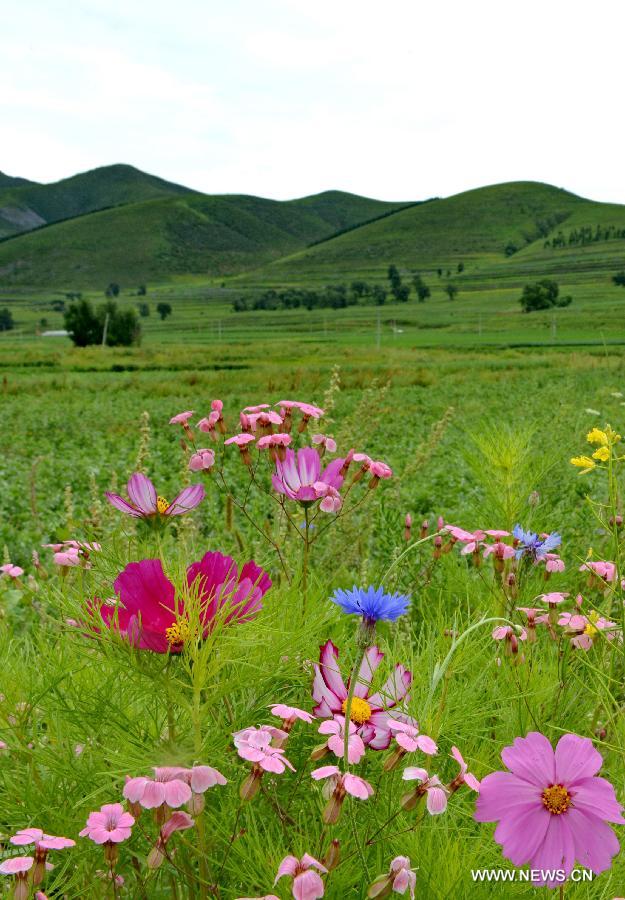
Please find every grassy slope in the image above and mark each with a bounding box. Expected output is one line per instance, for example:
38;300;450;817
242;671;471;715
0;190;408;287
0;171;36;189
0;164;194;239
242;182;625;288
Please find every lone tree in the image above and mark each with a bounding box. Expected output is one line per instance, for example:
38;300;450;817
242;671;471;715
412;274;431;302
445;283;458;301
519;279;572;312
64;299;140;346
0;308;15;331
613;271;625;287
105;282;121;298
156;302;173;321
137;302;150;317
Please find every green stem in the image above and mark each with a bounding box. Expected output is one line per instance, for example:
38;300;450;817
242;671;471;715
302;506;311;617
164;656;176;746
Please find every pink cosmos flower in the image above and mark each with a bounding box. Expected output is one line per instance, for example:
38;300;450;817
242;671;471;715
189;449;216;472
270;704;314;732
106;472;205;519
580;560;617;583
475;732;625;887
169;411;195;425
0;857;34;900
483;541;515;561
516;607;549;642
257;433;292;461
368;460;393;483
234;725;295;774
225;432;256;464
123;768;193;809
243;404;271;414
10;828;75;886
79;803;135;844
93;552;271;653
272;448;344;509
1;563;24;578
558;612;619;650
11;828;75;851
492;625;527;656
544;554;565;573
147;811;195;869
311;765;374;823
444;525;478;544
448;746;481;792
312;434;337;454
275;854;327;900
539;591;569;607
388;720;437;755
198;410;221;437
368;855;417;899
318;715;366;764
401;768;448;814
313;640;412;750
44;540;100;567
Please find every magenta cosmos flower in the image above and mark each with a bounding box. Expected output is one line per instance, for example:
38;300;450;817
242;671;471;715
475;732;625;886
94;552;271;653
313;641;412;750
275;853;327;900
272;448;344;511
106;472;205;519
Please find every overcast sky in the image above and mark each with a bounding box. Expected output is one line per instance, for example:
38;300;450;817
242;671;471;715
3;0;624;202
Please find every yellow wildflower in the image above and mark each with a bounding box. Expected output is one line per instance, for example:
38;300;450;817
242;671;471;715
592;447;610;461
586;428;608;446
570;456;596;473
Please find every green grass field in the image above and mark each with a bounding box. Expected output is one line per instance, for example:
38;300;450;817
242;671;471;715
2;169;625;898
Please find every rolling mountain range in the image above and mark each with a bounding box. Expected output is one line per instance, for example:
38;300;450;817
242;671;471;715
0;165;624;289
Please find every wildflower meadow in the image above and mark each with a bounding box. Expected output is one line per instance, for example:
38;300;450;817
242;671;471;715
1;346;625;899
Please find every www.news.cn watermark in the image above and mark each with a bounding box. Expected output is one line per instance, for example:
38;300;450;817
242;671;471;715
471;868;594;883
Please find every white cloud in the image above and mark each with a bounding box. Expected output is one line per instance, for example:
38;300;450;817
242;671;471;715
1;0;624;202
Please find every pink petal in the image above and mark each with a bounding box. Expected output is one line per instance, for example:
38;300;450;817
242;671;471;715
565;807;621;874
126;473;157;515
426;787;448;814
105;492;143;517
475;771;542;822
570;776;625;824
352;646;384;698
493;804;551;866
140;781;167;809
367;664;412;710
500;732;556;786
317;641;348;702
190;766;227;792
275;855;299;880
293;869;325;900
530;814;576;886
165;483;205;516
554;733;603;785
163;779;192;807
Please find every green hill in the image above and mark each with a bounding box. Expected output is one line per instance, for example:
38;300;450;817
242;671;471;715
0;164;193;239
0;188;407;287
0;171;37;190
243;182;625;289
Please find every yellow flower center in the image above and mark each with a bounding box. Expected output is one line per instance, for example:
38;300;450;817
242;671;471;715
583;622;598;637
157;496;170;514
165;620;192;646
588;610;600;624
542;784;571;815
342;696;372;725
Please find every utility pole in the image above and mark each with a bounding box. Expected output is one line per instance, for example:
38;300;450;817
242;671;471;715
101;313;109;347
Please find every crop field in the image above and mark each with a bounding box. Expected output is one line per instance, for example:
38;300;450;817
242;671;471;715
1;310;625;899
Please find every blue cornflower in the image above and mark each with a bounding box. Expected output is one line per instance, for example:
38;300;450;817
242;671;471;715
513;524;561;561
330;585;411;624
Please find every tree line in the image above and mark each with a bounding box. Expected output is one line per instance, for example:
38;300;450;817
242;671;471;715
545;224;625;249
232;265;461;312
